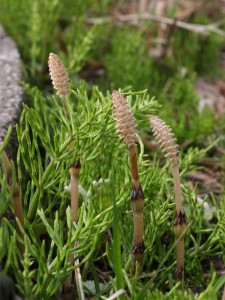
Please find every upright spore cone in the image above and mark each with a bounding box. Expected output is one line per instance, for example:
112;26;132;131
112;91;138;148
149;115;179;166
112;90;144;274
48;53;70;99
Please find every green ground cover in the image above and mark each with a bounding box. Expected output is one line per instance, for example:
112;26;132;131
0;0;225;299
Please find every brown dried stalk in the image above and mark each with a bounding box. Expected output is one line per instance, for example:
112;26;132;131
149;115;187;280
112;91;145;274
48;53;83;296
2;150;24;256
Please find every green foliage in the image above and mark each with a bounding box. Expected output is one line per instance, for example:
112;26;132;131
158;73;215;144
0;0;223;148
0;0;97;82
0;1;224;299
0;219;10;262
170;15;223;77
1;82;224;298
194;15;224;77
104;27;153;90
0;84;162;298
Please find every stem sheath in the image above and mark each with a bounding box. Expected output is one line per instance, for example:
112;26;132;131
129;145;145;274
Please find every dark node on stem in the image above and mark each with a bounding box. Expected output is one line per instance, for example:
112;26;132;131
7;173;12;186
130;185;144;201
174;211;186;226
13;182;20;198
175;266;186;281
62;284;75;297
131;240;145;255
74;159;81;169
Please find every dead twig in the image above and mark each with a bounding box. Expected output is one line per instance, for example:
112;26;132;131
87;13;225;37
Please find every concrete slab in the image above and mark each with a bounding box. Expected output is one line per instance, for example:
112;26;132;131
0;25;23;159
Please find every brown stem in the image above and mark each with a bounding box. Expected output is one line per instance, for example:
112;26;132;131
129;145;139;189
63;159;81;291
132;203;144;247
2;151;11;184
222;286;225;300
70;160;81;223
175;238;184;279
49;57;83;294
174;211;187;280
129;145;145;274
172;163;187;280
172;164;182;214
61;97;82;293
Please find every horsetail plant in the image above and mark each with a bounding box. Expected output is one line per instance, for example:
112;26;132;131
112;91;145;274
48;53;81;227
149;115;187;280
48;53;83;297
